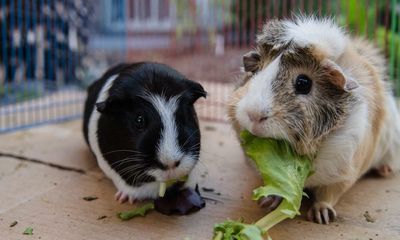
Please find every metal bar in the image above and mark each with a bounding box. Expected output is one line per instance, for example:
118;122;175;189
374;0;378;44
290;0;296;16
1;0;9;131
317;0;322;17
307;0;313;14
266;0;271;20
235;0;240;48
241;0;246;46
282;0;287;17
384;0;390;56
326;0;331;15
25;0;31;127
397;0;400;96
355;0;360;35
389;0;397;88
299;0;304;14
9;0;15;129
365;0;370;38
273;0;279;19
250;0;255;45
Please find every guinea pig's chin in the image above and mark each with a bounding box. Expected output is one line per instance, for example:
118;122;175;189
247;122;288;140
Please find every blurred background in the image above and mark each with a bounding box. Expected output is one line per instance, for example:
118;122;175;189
0;0;399;133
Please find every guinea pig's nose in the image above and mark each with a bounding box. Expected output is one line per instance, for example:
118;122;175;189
161;160;181;170
247;111;268;123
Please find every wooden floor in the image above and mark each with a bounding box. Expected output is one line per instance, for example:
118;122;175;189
0;120;399;240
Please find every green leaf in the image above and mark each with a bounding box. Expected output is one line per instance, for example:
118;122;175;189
117;203;155;221
159;175;189;197
213;131;313;239
213;220;264;240
23;227;33;235
240;131;312;231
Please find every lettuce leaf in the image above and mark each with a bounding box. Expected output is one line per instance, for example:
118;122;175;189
159;175;189;197
213;220;264;240
213;131;313;239
117;203;155;220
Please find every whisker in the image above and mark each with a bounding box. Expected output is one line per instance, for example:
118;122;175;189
103;149;148;156
181;129;200;149
110;157;144;168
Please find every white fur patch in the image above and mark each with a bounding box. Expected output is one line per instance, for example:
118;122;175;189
282;17;347;60
371;93;400;171
143;94;197;182
236;55;281;137
88;75;159;200
305;101;369;187
145;95;183;166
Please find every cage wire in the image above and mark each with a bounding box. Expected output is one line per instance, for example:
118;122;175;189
0;0;399;133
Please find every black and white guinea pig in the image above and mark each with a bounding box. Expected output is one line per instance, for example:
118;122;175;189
83;62;206;203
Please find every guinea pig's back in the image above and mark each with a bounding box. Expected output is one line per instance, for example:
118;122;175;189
82;63;130;144
351;37;387;82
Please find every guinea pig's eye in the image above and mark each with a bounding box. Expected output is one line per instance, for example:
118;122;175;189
134;114;145;129
295;74;312;94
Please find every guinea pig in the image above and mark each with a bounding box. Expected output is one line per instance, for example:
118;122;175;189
228;17;400;224
83;62;206;203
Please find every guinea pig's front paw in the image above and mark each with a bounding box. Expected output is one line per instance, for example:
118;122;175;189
307;201;337;224
115;190;136;204
257;195;282;213
376;164;394;178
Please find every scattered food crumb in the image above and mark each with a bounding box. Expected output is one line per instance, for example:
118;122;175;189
14;162;27;171
97;216;107;220
201;187;215;192
218;141;224;146
375;234;379;236
9;221;18;227
204;126;216;131
23;227;33;235
375;209;382;213
385;190;390;193
83;196;98;201
364;211;376;223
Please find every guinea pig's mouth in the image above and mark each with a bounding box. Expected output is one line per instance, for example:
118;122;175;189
151;154;198;181
149;168;190;182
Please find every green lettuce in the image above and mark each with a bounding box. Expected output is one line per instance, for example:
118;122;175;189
117;203;155;220
213;131;313;239
159;175;189;197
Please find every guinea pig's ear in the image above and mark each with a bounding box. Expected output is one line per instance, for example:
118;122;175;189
186;81;207;103
95;101;107;113
243;50;261;73
95;97;122;113
322;59;359;92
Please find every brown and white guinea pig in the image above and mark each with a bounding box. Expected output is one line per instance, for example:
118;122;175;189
83;62;206;203
228;17;400;224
